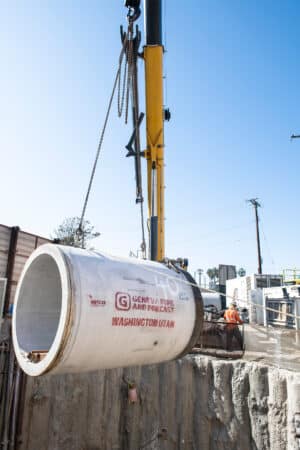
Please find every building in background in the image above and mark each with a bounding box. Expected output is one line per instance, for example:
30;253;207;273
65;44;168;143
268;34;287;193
262;285;300;330
226;274;283;324
218;264;237;309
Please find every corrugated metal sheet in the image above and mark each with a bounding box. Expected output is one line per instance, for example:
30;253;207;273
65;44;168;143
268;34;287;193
0;255;8;279
0;226;11;278
0;224;51;308
0;278;7;317
9;232;50;305
37;237;49;247
11;260;25;282
16;232;36;255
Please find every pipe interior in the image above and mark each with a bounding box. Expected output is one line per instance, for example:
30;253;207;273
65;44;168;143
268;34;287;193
15;254;62;358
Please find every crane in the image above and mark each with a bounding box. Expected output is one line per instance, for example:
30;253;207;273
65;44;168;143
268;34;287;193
73;1;190;274
124;0;166;262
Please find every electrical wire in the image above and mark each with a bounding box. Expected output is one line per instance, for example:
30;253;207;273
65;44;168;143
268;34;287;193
166;220;255;246
259;212;277;272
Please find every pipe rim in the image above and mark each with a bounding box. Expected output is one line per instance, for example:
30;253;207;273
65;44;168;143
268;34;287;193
12;244;70;376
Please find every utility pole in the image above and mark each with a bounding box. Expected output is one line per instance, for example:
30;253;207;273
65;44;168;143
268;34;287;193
247;198;263;274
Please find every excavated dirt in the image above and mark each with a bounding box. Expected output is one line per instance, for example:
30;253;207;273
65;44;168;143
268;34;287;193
19;355;300;450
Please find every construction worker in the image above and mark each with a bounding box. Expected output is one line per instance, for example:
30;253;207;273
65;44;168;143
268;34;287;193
224;302;244;351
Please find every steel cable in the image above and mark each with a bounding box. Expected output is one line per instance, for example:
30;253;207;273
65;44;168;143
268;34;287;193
78;24;146;257
78;32;129;235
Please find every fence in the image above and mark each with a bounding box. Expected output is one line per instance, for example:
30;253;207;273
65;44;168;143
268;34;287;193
194;320;244;356
0;224;50;450
265;298;296;329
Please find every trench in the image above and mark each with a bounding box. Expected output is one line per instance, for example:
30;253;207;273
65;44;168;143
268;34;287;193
18;355;300;450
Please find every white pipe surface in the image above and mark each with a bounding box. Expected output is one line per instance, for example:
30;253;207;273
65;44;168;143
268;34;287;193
12;244;202;376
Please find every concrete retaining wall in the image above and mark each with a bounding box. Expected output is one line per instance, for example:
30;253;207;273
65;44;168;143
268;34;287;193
19;356;300;450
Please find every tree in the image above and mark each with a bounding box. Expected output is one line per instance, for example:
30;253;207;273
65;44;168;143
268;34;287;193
206;267;219;283
52;217;100;249
238;267;246;277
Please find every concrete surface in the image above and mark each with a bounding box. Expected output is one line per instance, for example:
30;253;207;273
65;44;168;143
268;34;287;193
244;324;300;372
18;354;300;450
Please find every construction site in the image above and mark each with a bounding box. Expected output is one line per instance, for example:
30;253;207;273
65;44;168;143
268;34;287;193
1;1;300;449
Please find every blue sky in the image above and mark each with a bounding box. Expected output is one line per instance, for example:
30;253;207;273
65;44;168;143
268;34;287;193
1;1;300;280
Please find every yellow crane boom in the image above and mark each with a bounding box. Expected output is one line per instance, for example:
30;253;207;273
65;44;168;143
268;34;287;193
143;0;165;261
125;0;166;261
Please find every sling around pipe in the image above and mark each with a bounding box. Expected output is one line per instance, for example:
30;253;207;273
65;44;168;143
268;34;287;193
12;244;202;376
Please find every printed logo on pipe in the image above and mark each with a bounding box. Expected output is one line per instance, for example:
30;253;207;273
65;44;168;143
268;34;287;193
115;292;131;311
88;294;106;307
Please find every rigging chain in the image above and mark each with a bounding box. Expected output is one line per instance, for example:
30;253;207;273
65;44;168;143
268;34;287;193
77;30;130;237
124;25;147;257
78;24;147;257
130;33;147;258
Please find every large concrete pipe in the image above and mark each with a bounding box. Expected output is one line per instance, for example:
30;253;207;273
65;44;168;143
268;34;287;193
12;244;203;376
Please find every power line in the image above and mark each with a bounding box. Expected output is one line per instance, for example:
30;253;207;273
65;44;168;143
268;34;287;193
167;220;255;246
259;212;277;273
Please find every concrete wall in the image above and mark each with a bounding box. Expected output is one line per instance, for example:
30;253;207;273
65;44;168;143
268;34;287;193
18;355;300;450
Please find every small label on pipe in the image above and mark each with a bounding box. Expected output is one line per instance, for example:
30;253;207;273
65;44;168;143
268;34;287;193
88;294;106;307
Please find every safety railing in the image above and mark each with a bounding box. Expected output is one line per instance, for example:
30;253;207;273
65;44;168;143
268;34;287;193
193;320;244;354
266;299;295;328
283;269;300;285
136;262;300;331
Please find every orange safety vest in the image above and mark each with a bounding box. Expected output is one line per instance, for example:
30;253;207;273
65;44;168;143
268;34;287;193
224;309;243;324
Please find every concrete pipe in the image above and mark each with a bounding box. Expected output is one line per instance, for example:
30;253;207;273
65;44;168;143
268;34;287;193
12;244;203;376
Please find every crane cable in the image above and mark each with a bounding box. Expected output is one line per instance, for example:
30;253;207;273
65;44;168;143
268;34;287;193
77;33;129;236
118;25;147;257
78;23;146;256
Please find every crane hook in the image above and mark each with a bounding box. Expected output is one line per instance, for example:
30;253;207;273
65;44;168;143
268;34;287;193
124;0;141;23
